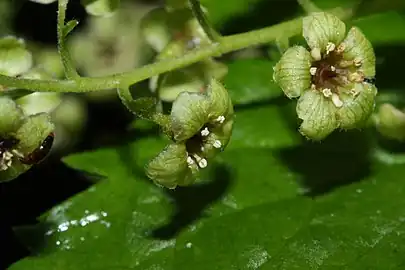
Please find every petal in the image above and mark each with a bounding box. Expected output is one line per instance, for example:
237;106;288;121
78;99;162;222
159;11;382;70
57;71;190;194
273;46;312;98
340;27;376;77
14;113;55;154
145;143;193;189
303;12;346;52
337;83;377;129
0;160;29;183
297;89;339;140
0;97;25;136
207;79;232;120
171;91;210;141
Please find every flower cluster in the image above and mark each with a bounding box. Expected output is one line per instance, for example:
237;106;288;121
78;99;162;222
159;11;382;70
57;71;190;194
273;12;377;140
146;79;234;189
141;6;227;102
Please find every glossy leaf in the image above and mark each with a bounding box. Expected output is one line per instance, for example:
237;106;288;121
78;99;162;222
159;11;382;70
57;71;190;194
223;59;283;105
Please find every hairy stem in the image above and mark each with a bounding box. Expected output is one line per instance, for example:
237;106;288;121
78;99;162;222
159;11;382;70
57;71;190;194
0;7;349;93
57;0;79;79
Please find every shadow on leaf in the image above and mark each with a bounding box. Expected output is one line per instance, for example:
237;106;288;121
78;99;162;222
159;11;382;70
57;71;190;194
276;130;373;196
151;163;232;240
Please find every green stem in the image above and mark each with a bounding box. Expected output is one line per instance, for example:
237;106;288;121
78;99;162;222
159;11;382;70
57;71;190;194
57;0;80;79
189;0;220;42
0;7;349;93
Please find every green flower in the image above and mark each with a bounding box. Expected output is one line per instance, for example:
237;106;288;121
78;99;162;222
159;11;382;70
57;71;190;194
141;7;227;102
146;79;234;189
273;12;377;140
0;97;54;182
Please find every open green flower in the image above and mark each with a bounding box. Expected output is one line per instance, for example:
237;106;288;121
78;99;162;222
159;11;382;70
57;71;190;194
146;79;234;189
273;12;377;140
0;97;54;182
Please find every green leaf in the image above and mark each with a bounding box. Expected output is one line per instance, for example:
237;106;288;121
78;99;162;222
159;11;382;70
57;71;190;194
228;105;300;149
173;163;405;269
10;132;300;269
223;59;282;105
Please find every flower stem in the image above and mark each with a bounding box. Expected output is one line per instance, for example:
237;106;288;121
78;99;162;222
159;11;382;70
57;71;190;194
57;0;80;79
0;7;349;94
188;0;221;42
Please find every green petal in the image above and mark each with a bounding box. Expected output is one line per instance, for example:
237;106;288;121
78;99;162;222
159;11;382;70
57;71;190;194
296;90;338;140
14;113;54;154
337;83;377;129
145;143;193;189
207;79;232;120
273;46;312;98
303;12;346;52
0;97;25;136
0;36;32;76
340;27;376;77
171;91;210;141
0;160;30;183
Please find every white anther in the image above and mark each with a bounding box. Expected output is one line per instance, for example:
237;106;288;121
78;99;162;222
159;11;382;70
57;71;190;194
311;48;322;61
311;84;317;90
349;72;364;82
198;158;208;168
309;67;317;76
201;127;210;136
353;57;362;67
216;115;225;124
330;66;336;72
213;140;222;149
336;43;345;53
332;93;343;108
322;88;333;98
326;42;336;54
187;156;194;165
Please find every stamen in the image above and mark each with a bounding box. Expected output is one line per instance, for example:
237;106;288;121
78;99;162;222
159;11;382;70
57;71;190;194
310;48;321;61
349;72;364;82
332;93;343;108
325;42;336;54
353;57;362;67
322;88;333;98
213;140;222;149
309;67;317;76
198;158;208;168
336;43;345;53
187;156;194;165
330;66;336;72
201;127;210;136
311;84;317;90
216;115;225;124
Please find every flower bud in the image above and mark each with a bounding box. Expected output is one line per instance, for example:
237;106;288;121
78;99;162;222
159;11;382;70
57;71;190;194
375;103;405;141
0;36;32;76
0;97;55;182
